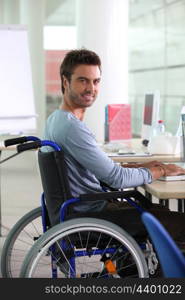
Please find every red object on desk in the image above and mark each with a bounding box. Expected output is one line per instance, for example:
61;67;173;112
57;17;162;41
105;104;132;141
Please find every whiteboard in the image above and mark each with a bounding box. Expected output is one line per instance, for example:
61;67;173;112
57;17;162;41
0;25;37;134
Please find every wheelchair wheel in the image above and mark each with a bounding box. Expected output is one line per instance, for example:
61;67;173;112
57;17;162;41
20;218;149;278
1;206;42;278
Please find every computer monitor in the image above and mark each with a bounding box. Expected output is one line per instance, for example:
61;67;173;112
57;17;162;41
141;91;160;141
175;106;185;136
181;113;185;161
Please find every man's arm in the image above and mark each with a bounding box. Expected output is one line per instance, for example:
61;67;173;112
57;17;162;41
64;121;153;188
122;161;185;180
63;118;185;186
121;161;163;169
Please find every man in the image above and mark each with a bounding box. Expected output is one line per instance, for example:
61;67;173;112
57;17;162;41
43;49;185;242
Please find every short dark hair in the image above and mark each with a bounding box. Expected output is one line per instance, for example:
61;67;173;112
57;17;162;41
60;49;101;94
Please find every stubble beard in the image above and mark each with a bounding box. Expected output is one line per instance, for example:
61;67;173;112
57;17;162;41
68;89;96;108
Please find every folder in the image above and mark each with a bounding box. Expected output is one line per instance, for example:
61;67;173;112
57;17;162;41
105;104;132;141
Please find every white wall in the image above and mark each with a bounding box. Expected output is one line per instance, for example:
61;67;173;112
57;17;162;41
77;0;129;142
129;0;185;136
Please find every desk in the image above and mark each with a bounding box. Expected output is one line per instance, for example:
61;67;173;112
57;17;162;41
110;154;180;163
106;139;184;212
105;138;181;163
144;180;185;212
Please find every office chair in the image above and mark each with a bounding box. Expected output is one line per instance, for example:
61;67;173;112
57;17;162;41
141;212;185;278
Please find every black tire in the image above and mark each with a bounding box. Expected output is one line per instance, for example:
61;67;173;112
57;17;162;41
20;217;149;278
1;207;42;277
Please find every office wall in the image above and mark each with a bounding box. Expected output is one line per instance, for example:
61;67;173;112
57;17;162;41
77;0;129;142
45;50;68;117
129;0;185;136
45;0;129;143
2;0;185;139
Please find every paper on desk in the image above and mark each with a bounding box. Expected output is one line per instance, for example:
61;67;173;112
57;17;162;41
108;152;152;157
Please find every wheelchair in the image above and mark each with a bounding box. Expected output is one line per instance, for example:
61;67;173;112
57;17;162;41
1;136;159;278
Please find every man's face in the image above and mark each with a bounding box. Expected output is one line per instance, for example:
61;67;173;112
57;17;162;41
63;64;101;108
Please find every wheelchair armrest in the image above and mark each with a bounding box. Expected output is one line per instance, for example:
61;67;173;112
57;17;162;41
60;190;151;222
60;197;81;222
99;181;118;191
80;190;152;209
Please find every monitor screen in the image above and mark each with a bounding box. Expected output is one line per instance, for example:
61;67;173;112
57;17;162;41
182;114;185;161
143;94;154;125
141;91;160;140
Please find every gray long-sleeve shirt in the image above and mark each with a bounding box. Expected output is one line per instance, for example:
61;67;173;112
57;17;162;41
43;109;152;212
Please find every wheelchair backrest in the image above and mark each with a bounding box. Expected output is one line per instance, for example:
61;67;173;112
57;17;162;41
38;150;72;226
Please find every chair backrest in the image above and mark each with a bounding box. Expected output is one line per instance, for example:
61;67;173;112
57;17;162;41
141;212;185;278
38;150;72;226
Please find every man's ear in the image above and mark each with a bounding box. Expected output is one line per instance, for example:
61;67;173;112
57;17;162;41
63;75;68;89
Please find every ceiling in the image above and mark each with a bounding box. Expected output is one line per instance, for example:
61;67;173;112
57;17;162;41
45;0;178;26
45;0;76;26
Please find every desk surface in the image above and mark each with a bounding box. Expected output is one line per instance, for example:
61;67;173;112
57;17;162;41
0;143;16;150
104;139;181;163
144;180;185;199
106;139;184;200
0;141;4;149
0;140;16;150
110;154;181;163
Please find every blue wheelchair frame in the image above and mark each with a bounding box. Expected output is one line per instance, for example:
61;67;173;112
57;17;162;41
4;136;147;278
38;139;146;278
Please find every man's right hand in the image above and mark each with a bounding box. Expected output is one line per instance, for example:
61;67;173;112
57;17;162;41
149;163;185;180
161;163;185;177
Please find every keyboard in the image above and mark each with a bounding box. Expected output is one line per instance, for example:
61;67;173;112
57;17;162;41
158;162;185;181
158;175;185;181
